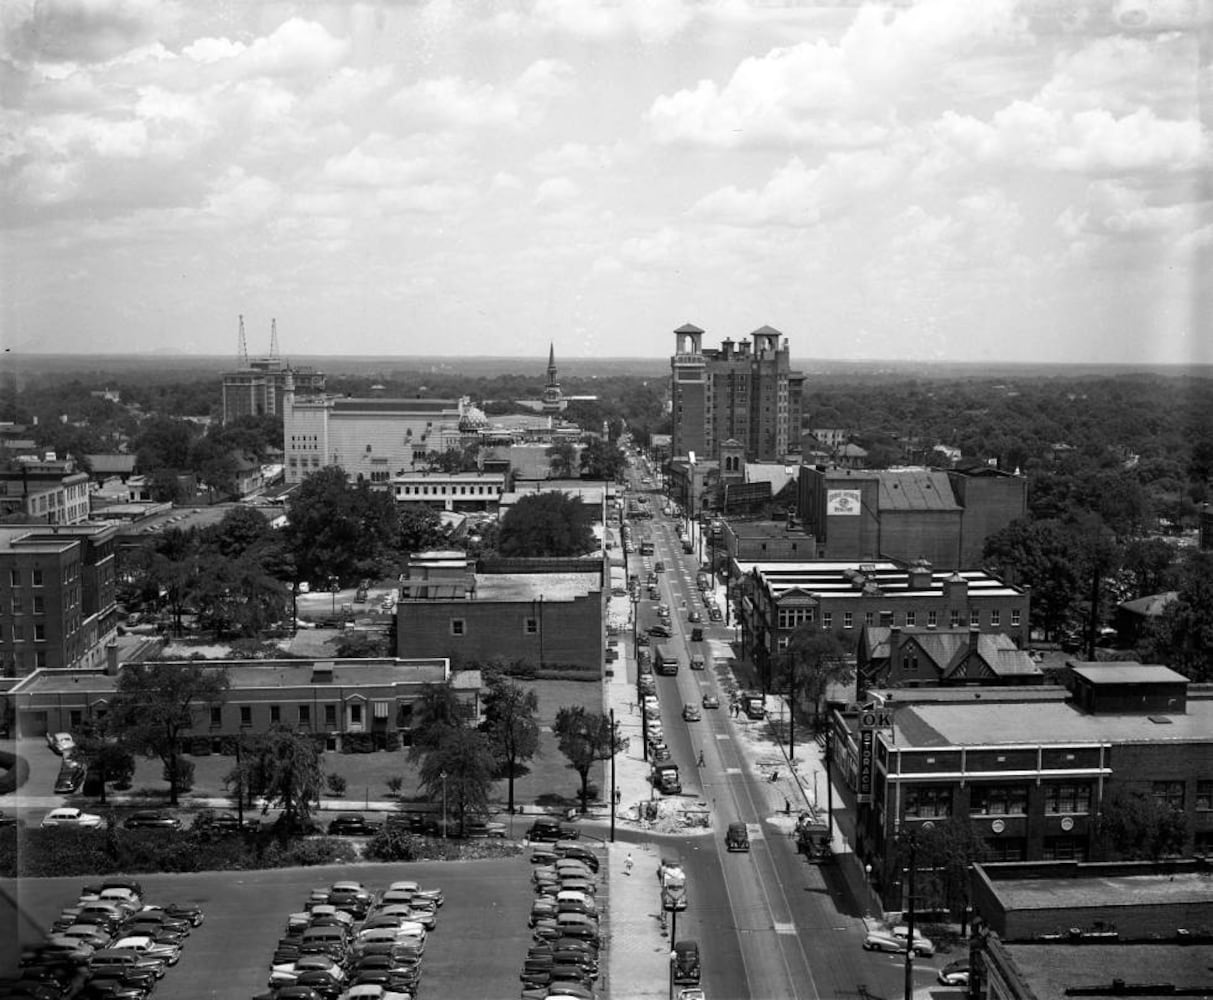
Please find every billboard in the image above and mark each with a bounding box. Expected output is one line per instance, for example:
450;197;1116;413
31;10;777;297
827;489;861;515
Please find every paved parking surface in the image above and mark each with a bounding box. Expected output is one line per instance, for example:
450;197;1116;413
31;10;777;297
8;857;540;998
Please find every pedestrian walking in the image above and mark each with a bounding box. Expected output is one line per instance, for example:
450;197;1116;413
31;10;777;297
624;853;634;876
697;749;705;767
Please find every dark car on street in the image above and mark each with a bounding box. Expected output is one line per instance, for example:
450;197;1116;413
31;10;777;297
122;811;181;831
725;822;751;852
326;814;379;836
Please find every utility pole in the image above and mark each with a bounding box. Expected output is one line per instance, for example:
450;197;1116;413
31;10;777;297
825;727;835;841
904;832;917;1000
609;708;617;843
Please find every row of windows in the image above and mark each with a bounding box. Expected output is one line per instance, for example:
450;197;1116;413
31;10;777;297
450;617;539;636
0;622;54;642
397;484;502;496
903;781;1212;819
776;606;1021;631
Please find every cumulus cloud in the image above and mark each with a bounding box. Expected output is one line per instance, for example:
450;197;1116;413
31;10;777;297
533;176;581;207
3;0;166;64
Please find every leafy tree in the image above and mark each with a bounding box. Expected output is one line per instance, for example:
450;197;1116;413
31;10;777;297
398;505;446;555
407;680;467;760
552;706;626;813
983;518;1083;639
545;441;578;479
283;466;400;584
774;625;849;756
498;492;595;558
1094;789;1187;861
192;554;288;636
418;727;497;836
1070;513;1122;658
896;818;988;920
109;662;230;806
245;726;325;832
480;674;540;815
134;417;195;472
580;437;627;481
1120;538;1179;598
1141;549;1213;682
74;718;136;805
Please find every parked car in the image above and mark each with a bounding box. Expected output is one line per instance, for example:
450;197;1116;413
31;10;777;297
891;925;936;956
123;811;181;831
191;809;256;834
327;814;380;836
647;624;671;638
53;764;86;794
937;958;970;986
47;732;76;756
462;818;507;838
41;807;102;829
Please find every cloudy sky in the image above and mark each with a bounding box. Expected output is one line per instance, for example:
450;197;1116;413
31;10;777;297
1;0;1210;365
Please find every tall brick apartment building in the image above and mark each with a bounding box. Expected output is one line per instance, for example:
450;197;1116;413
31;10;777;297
833;663;1213;910
0;522;118;677
670;323;805;464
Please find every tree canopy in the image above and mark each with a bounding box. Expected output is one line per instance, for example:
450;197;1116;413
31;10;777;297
498;492;596;558
552;706;625;813
479;674;541;815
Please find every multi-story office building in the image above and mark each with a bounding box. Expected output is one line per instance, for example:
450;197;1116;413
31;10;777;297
282;381;466;485
221;356;327;424
670;324;805;464
0;522;118;677
0;457;91;525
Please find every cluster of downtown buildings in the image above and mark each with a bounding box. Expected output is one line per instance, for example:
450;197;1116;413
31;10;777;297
3;326;1211;996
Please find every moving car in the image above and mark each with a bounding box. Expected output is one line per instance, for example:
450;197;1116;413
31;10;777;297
123;811;181;830
647;624;671;638
41;807;102;829
681;704;702;722
47;732;76;756
725;822;750;852
687;610;702;623
689;653;705;670
863;927;935;957
701;693;720;710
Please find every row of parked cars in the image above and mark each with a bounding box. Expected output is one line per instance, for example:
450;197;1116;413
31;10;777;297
522;839;605;1000
255;876;444;1000
8;877;204;1000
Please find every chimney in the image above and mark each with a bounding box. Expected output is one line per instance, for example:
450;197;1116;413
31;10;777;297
890;626;902;683
105;641;120;675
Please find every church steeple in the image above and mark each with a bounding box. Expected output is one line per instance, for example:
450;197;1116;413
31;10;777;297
541;343;564;413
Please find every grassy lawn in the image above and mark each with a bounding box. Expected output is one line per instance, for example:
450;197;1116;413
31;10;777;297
127;676;605;816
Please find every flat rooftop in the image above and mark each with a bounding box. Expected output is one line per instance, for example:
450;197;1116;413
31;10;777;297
992;870;1213;911
471;573;600;602
739;561;1024;599
892;698;1213;748
1002;942;1213;997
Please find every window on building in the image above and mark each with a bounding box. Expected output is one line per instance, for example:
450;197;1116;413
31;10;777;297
240;706;252;727
9;570;18;586
904;652;919;673
949;609;961;628
880;610;894;626
984;837;1027;862
10;597;22;615
1011;609;1021;626
350;703;363;726
32;596;44;614
903;785;952;819
69;709;83;728
822;612;832;630
927;610;937;628
33;624;45;642
970;609;980;628
843;612;854;629
971;784;1028;815
864;612;875;627
35;650;47;668
1152;780;1185;811
270;705;281;723
990;609;1000;627
324;704;337;727
299;705;311;726
1042;836;1087;861
523;617;539;635
1044;783;1092;814
210;706;222;728
905;611;916;627
1197;781;1213;811
32;570;43;587
451;619;465;636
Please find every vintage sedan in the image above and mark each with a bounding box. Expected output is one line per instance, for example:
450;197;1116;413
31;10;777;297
41;808;102;829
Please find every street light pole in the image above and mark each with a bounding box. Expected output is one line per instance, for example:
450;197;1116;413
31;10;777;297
440;770;448;839
903;832;918;1000
609;707;617;843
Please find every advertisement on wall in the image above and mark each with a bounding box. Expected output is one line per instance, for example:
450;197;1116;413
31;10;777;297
827;489;861;515
857;728;874;804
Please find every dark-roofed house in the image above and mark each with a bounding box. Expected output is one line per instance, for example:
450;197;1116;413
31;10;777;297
832;662;1213;910
857;625;1042;699
1115;590;1178;647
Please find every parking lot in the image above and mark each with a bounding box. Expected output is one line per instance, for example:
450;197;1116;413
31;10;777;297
10;857;545;998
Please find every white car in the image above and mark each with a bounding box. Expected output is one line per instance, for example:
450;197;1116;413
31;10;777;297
863;927;935;957
113;934;180;965
47;732;76;756
42;807;102;829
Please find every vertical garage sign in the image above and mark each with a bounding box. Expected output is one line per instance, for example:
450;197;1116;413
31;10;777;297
856;706;892;805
